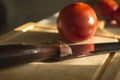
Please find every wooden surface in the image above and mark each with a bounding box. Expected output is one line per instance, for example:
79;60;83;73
101;52;120;80
0;22;119;80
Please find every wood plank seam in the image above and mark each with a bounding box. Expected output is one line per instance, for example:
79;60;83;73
101;52;120;80
92;52;115;80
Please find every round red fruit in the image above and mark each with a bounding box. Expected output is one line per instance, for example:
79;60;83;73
57;2;98;42
113;7;120;25
95;0;119;19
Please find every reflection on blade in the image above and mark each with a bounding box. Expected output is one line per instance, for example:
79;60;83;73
69;44;94;56
0;42;120;69
69;42;120;57
92;42;120;53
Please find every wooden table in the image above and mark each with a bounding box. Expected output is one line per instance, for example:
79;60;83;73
0;13;120;80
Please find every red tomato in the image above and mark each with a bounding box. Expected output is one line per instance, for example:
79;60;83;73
70;44;94;56
57;2;98;42
95;0;119;19
113;7;120;25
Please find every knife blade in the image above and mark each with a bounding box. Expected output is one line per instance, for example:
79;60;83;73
0;42;120;69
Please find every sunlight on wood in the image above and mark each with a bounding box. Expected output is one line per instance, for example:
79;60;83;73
30;54;109;66
22;25;34;32
0;22;119;80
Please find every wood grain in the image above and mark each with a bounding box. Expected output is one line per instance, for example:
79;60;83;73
115;70;120;80
0;22;118;80
0;54;109;80
101;52;120;80
0;22;118;44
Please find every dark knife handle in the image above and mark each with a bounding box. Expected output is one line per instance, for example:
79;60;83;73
0;44;60;69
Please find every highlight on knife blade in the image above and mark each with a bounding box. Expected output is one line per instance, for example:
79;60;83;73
0;41;120;61
69;44;95;56
59;41;120;59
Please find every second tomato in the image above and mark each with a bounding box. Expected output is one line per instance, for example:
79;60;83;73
95;0;119;19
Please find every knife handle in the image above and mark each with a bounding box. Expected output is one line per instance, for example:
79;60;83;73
0;44;60;69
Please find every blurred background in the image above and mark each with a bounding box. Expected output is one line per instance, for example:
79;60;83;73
0;0;119;35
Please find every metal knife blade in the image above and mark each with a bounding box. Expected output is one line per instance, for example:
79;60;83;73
0;42;120;69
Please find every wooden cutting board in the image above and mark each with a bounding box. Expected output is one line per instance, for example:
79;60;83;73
0;22;118;80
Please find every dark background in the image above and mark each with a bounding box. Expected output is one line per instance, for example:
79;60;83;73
0;0;119;35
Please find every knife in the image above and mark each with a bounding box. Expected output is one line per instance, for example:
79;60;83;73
0;41;120;69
